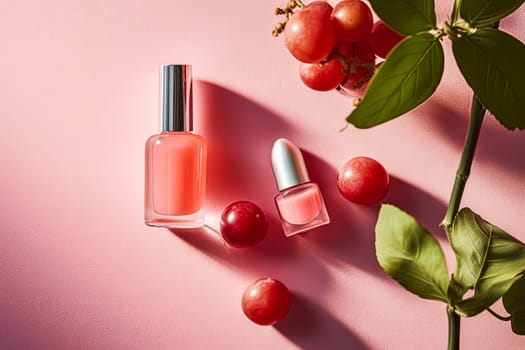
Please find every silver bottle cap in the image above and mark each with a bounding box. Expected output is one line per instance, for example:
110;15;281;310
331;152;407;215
161;64;192;132
271;138;310;191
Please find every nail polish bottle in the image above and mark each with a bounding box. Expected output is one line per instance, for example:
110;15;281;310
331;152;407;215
271;138;330;236
145;64;207;228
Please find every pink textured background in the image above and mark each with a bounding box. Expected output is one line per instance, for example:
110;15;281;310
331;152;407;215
1;0;524;349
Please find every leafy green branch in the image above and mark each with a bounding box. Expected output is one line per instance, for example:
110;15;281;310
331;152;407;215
375;206;525;337
347;0;525;131
346;0;525;348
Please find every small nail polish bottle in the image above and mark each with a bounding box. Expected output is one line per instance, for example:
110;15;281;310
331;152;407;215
145;64;207;228
271;138;330;236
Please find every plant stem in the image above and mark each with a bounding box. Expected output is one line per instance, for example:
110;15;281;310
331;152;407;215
442;95;487;350
442;96;486;230
451;0;462;24
487;307;513;322
447;306;461;350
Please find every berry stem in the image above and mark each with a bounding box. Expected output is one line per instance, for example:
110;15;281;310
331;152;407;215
272;0;306;36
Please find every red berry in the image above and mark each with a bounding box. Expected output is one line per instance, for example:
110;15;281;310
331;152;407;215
220;201;268;248
336;41;375;64
337;157;390;204
336;41;376;97
299;58;346;91
242;278;291;326
368;20;405;59
284;1;336;63
330;0;373;43
339;66;374;97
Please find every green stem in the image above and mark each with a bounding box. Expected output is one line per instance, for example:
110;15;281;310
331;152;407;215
448;306;461;350
487;307;513;322
451;0;462;23
441;21;498;350
442;95;487;350
442;96;486;230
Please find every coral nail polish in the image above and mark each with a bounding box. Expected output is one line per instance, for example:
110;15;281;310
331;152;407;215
271;138;330;236
145;64;207;228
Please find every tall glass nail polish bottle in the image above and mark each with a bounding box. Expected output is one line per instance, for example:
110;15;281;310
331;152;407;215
145;64;207;228
271;138;330;236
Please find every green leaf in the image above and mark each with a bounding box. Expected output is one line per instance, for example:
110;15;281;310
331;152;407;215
452;28;525;130
375;204;449;303
369;0;436;35
347;33;444;129
448;208;525;316
455;275;521;317
503;276;525;335
460;0;524;28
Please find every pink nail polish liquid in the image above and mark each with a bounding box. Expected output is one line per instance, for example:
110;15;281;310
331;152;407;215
271;138;330;236
145;65;207;228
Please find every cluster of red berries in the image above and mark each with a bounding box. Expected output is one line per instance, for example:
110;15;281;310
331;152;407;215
274;0;404;98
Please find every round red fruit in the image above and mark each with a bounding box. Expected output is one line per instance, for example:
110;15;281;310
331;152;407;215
336;41;375;97
336;41;375;65
337;157;390;204
220;201;268;248
330;0;373;43
339;66;373;97
368;20;405;59
284;1;336;63
299;58;345;91
242;278;291;326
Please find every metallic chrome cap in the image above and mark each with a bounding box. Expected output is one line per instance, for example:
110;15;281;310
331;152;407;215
271;138;310;191
161;64;192;132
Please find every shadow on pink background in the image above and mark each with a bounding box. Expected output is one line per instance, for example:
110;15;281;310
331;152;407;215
419;100;525;179
276;292;368;350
